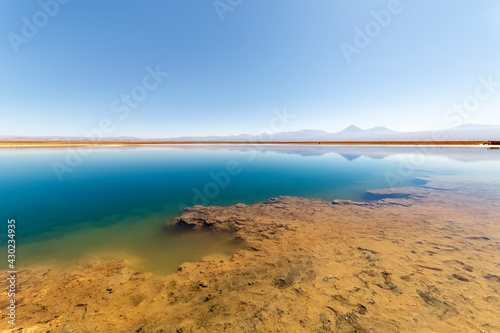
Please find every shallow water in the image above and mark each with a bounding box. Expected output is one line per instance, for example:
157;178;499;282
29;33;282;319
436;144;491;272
1;145;499;274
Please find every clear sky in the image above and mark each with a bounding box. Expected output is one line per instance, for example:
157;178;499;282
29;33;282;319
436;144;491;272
1;0;499;137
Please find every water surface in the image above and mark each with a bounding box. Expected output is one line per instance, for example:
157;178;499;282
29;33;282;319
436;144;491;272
1;145;499;274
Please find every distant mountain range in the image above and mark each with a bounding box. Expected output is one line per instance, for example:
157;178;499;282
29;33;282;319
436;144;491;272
2;124;499;142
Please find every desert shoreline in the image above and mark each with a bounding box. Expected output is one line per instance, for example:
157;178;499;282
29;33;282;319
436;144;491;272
2;174;499;332
0;140;498;149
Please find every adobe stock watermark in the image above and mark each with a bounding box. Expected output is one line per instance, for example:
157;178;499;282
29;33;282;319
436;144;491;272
213;0;243;21
384;74;499;187
7;0;72;53
177;107;295;210
340;0;409;64
6;219;17;326
51;65;169;182
442;75;500;127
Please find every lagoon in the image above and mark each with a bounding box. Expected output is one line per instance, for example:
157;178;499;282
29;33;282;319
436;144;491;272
1;145;499;274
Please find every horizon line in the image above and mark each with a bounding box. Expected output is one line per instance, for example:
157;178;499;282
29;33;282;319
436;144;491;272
2;123;499;139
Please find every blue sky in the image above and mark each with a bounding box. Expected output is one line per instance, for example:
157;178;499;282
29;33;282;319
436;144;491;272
1;0;499;137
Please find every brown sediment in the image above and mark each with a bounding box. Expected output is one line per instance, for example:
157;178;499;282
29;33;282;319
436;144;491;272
1;175;500;332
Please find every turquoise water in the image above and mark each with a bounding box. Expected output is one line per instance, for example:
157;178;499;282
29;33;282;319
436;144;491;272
1;145;499;274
